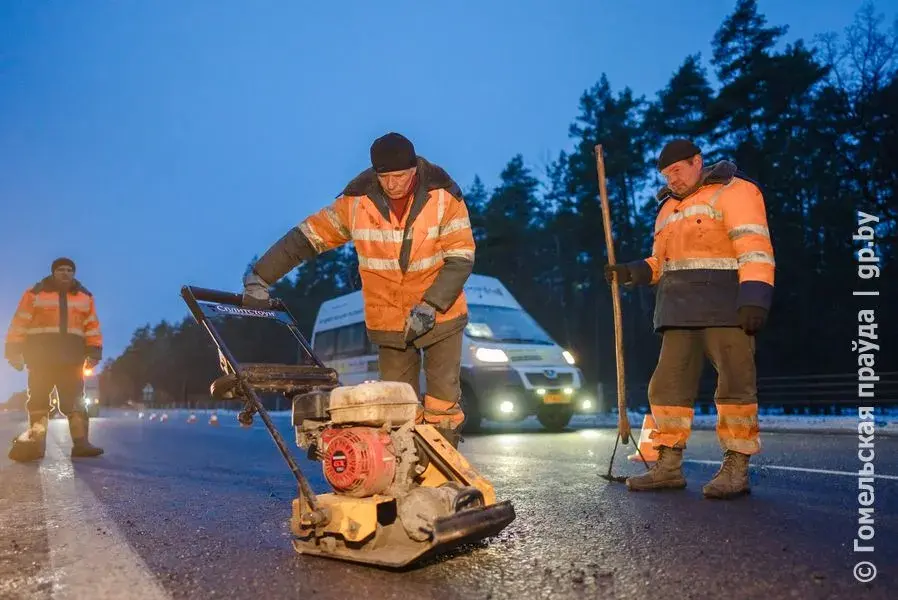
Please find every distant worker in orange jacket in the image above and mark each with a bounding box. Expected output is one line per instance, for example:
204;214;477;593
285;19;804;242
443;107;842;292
605;139;775;499
5;258;105;461
242;133;476;447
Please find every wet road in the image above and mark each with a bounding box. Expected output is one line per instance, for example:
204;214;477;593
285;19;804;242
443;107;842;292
1;410;896;600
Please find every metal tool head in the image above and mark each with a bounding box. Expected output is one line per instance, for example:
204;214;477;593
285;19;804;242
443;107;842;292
598;430;648;484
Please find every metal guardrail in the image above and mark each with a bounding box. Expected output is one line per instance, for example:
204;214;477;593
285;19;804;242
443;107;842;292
603;372;898;414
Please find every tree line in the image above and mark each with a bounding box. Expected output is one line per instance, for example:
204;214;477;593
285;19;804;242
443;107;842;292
100;0;897;408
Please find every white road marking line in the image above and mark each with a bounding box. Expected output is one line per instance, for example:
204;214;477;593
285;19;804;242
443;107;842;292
40;421;171;600
465;453;898;481
684;459;898;481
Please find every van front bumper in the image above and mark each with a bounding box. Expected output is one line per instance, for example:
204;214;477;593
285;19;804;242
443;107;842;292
460;365;593;420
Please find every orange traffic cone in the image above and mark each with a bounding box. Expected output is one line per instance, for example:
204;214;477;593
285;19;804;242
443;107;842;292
187;413;197;424
160;413;169;423
628;414;659;462
209;413;219;427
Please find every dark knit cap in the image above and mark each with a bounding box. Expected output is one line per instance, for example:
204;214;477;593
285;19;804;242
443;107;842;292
370;132;417;173
657;139;701;171
51;257;76;272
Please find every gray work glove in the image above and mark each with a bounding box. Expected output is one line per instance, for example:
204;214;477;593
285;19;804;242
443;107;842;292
242;272;271;309
404;303;436;341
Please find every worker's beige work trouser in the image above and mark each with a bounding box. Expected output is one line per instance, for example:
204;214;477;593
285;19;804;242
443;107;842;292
377;329;464;429
648;327;760;455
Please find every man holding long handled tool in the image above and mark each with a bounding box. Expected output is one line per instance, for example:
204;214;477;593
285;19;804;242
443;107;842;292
605;139;775;499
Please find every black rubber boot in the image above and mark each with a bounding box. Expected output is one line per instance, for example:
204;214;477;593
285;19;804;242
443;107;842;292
68;412;104;458
8;415;48;463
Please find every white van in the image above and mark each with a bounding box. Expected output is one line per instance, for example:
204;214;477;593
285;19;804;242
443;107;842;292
310;274;593;431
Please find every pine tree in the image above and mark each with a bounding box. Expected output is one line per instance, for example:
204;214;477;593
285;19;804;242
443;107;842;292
477;155;542;292
464;176;489;245
643;54;715;156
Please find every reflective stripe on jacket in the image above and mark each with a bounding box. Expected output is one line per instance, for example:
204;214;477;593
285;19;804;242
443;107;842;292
253;157;475;349
630;161;775;330
4;277;103;365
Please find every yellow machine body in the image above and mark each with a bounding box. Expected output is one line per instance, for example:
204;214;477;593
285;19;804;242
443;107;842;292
290;424;514;569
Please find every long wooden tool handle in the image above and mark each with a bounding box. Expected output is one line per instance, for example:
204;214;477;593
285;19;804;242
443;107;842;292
594;144;631;444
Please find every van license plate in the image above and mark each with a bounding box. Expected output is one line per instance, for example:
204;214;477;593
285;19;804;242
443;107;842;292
543;393;568;404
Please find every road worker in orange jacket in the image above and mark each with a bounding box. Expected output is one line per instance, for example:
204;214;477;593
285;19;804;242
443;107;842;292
605;139;775;499
242;133;475;446
5;258;105;461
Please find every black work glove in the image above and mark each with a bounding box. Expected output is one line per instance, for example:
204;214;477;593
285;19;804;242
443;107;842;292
738;306;767;336
404;303;436;341
604;264;632;285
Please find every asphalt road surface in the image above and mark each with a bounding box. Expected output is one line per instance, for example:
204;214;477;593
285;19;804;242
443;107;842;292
1;410;895;600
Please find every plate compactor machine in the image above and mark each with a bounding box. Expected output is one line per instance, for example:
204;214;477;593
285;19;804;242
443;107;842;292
182;286;516;569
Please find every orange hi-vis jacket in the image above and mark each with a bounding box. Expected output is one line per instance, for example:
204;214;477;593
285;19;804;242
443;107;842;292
5;277;103;366
628;161;775;330
252;157;476;349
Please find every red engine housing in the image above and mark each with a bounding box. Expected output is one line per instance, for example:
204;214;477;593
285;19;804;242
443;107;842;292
321;427;396;497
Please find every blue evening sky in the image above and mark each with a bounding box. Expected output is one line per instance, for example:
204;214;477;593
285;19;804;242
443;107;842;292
0;1;890;398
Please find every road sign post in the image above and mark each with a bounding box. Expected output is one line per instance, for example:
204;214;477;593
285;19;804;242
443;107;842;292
142;383;155;405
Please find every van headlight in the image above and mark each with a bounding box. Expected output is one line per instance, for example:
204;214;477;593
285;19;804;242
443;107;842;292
475;347;509;363
562;351;576;365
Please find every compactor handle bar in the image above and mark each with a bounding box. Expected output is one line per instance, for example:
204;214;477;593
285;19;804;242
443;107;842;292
179;283;328;520
186;286;284;310
180;285;325;370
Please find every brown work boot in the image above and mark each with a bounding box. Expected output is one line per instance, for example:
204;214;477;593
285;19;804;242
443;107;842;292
435;426;462;449
8;415;48;462
702;450;750;499
625;445;687;491
430;410;465;449
68;412;104;458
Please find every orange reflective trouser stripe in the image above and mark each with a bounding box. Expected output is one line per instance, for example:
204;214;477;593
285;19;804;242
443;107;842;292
717;404;760;454
650;405;695;448
647;327;760;454
419;394;464;428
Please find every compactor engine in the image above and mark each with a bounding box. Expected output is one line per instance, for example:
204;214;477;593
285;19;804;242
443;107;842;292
294;382;502;549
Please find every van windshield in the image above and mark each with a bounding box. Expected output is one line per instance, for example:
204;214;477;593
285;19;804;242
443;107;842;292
465;304;554;345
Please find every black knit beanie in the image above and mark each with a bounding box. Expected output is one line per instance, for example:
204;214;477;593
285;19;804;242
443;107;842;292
51;257;76;272
370;133;417;173
657;139;701;171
